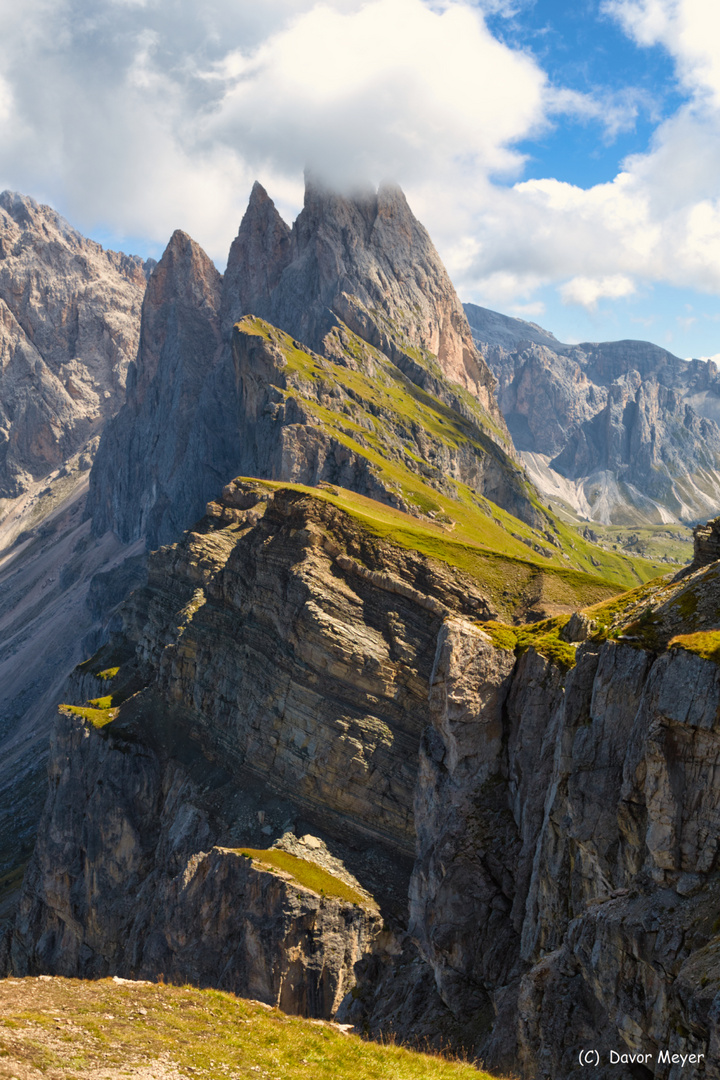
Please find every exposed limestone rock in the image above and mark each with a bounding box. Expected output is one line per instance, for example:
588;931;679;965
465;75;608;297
89;180;534;551
227;177;502;419
13;491;720;1075
466;301;720;525
559;611;596;642
0;191;148;505
12;711;380;1018
692;516;720;568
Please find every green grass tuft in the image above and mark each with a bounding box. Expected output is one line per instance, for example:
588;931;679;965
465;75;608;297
236;848;375;908
669;630;720;665
59;703;118;729
477;617;577;671
97;666;120;681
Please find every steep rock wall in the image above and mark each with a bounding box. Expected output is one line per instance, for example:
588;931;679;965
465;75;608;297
410;619;720;1078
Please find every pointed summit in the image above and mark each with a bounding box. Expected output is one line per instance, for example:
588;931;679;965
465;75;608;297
224;176;504;427
222;182;291;334
88;230;227;545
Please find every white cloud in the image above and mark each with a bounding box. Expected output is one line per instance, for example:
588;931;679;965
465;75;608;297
602;0;720;103
0;0;719;335
560;275;636;310
207;0;547;188
0;0;552;261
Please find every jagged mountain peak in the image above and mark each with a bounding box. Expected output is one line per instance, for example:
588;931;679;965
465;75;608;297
225;176;503;424
223;182;292;334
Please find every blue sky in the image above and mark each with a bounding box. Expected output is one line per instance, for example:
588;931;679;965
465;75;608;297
2;0;720;358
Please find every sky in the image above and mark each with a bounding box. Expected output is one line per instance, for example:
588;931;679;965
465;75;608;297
1;0;720;357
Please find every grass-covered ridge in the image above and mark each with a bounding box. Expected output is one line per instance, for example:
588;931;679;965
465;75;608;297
669;631;720;664
236;848;376;908
237;317;665;595
238;478;648;619
0;976;496;1080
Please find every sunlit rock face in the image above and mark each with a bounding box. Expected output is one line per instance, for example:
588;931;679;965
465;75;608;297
467;301;720;525
0;191;149;503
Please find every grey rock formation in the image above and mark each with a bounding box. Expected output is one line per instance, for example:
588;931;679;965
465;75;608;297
406;611;720;1076
0;191;148;505
89;180;527;552
227;178;503;422
87;231;232;546
15;483;720;1075
465;301;720;525
13;706;380;1017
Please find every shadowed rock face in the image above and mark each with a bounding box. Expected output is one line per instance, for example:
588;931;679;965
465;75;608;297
87;230;229;546
0;191;149;503
466;302;720;525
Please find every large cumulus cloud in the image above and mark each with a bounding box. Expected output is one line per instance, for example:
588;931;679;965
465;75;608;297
1;0;719;328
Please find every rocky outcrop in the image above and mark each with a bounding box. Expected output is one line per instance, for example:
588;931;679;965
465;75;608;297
466;301;720;525
13;707;380;1017
0;191;149;505
14;487;720;1073
691;516;720;568
404;605;720;1076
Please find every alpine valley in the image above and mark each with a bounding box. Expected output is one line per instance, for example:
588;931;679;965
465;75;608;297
1;179;720;1080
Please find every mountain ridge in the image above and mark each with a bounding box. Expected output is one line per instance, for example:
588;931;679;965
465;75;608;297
465;300;720;525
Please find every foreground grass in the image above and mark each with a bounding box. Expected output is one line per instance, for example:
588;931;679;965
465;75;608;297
0;977;497;1080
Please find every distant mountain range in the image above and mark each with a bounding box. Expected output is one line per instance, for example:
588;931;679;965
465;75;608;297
465;302;720;525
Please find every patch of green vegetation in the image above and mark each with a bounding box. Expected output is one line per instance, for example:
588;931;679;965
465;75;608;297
584;580;663;640
477;617;576;671
88;695;113;708
0;977;492;1079
671;588;699;621
97;666;120;681
515;617;576;671
669;631;720;665
236;848;375;908
620;606;662;649
59;703;118;729
478;623;517;651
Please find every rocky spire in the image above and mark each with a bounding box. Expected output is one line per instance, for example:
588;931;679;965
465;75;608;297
224;175;504;426
221;182;291;335
88;229;228;546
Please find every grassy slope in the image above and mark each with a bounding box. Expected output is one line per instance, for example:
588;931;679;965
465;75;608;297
0;977;495;1080
247;478;655;617
239;317;664;596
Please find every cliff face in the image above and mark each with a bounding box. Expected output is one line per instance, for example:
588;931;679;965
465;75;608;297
13;477;720;1074
0;191;149;504
87;231;228;546
89;180;523;552
466;302;720;525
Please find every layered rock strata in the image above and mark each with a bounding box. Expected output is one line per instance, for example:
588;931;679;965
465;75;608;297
14;483;720;1075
